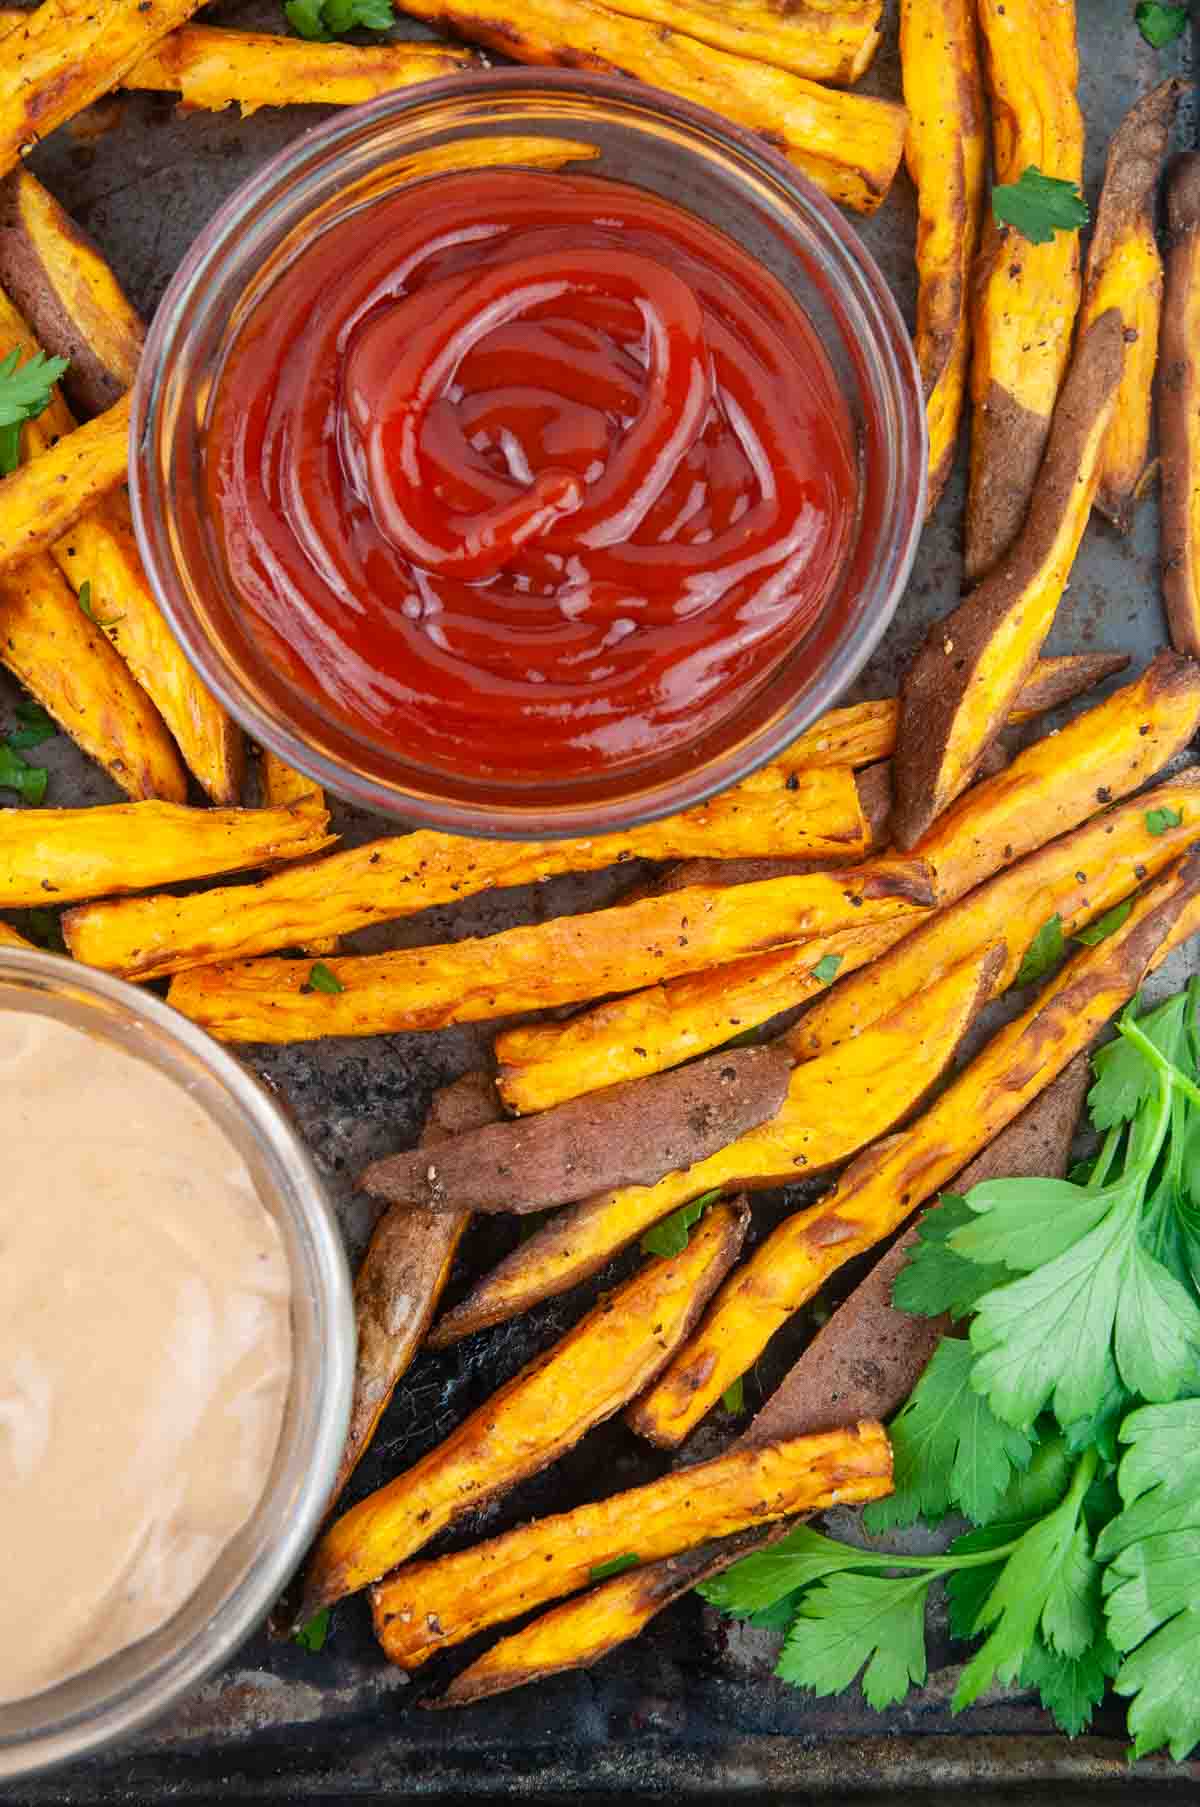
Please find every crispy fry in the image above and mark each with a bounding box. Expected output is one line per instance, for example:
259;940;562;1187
0;391;131;579
966;0;1085;580
437;1059;1093;1705
62;762;870;982
0;169;143;416
396;0;907;214
371;1422;892;1670
893;309;1125;848
623;851;1200;1446
1160;153;1200;658
361;1044;793;1214
125;25;474;113
900;0;987;512
259;751;335;955
0;0;205;183
329;1072;500;1520
1081;80;1184;532
1005;649;1129;721
429;943;1001;1348
0;919;31;948
582;0;882;84
0;553;187;802
0;798;333;909
304;1201;751;1612
163;857;934;1044
495;653;1198;1113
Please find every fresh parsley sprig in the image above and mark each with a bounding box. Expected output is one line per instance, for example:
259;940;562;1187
993;167;1089;245
285;0;393;40
0;346;68;475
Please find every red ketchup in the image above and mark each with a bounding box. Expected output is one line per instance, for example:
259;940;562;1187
206;171;858;782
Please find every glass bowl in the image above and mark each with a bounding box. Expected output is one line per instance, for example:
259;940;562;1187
131;70;925;836
0;949;355;1783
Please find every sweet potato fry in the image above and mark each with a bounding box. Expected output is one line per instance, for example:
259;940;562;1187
623;850;1200;1447
258;751;336;955
0;919;31;948
0;391;131;579
164;857;934;1045
495;653;1198;1114
1005;649;1129;722
304;1201;751;1612
966;0;1085;580
0;169;143;416
429;943;1001;1349
0;0;204;182
329;1072;500;1518
396;0;907;213
900;0;987;512
125;25;474;112
371;1422;892;1670
62;761;870;982
1081;80;1184;532
1160;153;1200;659
361;1044;792;1214
582;0;882;84
893;309;1125;848
0;553;187;802
0;798;333;909
435;1058;1092;1705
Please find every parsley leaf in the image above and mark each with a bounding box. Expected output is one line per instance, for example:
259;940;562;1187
590;1553;640;1582
285;0;393;39
811;953;842;986
640;1188;721;1257
76;578;123;629
1074;898;1132;948
1135;1;1189;47
891;1194;1010;1319
0;741;47;805
722;1376;745;1414
1019;1633;1119;1736
1016;913;1065;985
7;698;56;749
776;1569;931;1710
864;1338;1033;1532
305;961;344;994
1145;805;1184;836
0;346;68;475
293;1608;330;1651
992;168;1089;246
699;1522;894;1619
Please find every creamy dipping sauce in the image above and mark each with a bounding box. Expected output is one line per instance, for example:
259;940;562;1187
0;1011;292;1704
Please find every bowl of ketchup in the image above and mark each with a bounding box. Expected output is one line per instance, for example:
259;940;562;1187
133;71;925;836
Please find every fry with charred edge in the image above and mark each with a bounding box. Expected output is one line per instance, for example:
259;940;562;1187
371;1423;892;1669
893;309;1125;849
0;169;143;416
303;1201;751;1613
1081;80;1184;532
164;857;934;1044
900;0;986;513
574;0;882;84
0;799;334;909
966;0;1085;581
0;391;131;579
624;851;1200;1447
431;1059;1092;1706
395;0;907;214
328;1072;500;1520
0;920;31;948
0;554;188;802
791;767;1200;1059
429;944;1002;1349
0;0;205;183
259;751;336;956
360;1044;793;1215
496;652;1200;1113
1160;153;1200;658
62;762;871;982
0;284;243;803
125;25;475;113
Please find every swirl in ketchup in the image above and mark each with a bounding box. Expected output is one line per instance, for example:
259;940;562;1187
207;170;858;781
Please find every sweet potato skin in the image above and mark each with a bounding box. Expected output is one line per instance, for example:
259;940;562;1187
1160;153;1200;659
900;0;987;512
0;552;187;802
396;0;907;214
0;169;143;416
165;858;934;1045
621;850;1200;1449
429;942;1003;1351
966;0;1085;580
361;1044;793;1214
371;1423;892;1670
1081;80;1184;531
328;1072;500;1520
3;799;333;909
0;391;131;579
893;309;1125;849
304;1200;751;1611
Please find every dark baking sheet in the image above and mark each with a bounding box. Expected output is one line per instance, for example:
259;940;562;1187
7;2;1200;1799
